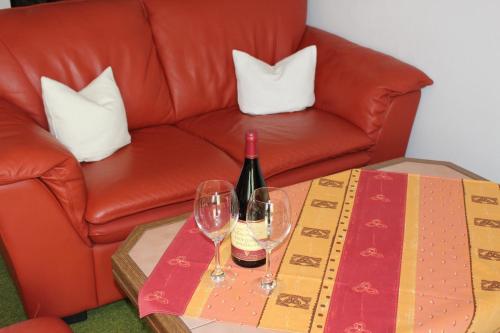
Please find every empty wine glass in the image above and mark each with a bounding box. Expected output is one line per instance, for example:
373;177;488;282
246;187;291;294
194;180;239;284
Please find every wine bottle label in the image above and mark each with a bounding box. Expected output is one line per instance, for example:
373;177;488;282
231;219;266;261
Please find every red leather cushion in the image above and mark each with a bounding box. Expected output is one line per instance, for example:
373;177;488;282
0;318;71;333
300;27;433;139
82;125;240;224
0;0;174;130
89;201;193;244
87;151;372;244
177;108;374;178
87;150;371;244
143;0;306;121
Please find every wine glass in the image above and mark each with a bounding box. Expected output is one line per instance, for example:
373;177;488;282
194;180;239;284
246;187;291;294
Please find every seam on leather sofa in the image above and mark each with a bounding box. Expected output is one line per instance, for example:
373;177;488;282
139;0;177;124
0;38;43;125
173;120;242;165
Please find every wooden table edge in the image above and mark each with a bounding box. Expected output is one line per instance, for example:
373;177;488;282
363;157;486;180
112;213;192;333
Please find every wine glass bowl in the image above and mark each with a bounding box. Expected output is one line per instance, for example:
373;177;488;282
246;187;291;293
195;193;234;242
194;180;239;284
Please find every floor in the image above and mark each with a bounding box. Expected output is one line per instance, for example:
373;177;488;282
0;256;150;332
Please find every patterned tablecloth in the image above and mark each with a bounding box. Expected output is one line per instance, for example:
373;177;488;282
139;169;500;333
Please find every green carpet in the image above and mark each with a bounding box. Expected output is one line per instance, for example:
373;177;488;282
0;255;151;332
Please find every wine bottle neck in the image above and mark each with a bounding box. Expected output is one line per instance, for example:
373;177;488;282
245;140;257;159
245;130;258;159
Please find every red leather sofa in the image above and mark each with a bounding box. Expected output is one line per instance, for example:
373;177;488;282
0;0;432;319
0;318;71;333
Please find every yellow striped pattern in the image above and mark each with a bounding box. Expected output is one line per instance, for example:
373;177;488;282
395;174;420;333
463;179;500;333
259;169;357;332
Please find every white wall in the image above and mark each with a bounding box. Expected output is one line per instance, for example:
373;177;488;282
0;0;10;9
308;0;500;182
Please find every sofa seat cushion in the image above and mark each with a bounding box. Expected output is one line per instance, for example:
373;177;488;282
82;125;240;224
177;108;374;178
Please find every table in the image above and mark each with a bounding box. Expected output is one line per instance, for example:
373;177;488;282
111;158;487;333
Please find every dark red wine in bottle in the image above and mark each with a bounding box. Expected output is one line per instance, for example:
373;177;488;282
231;130;266;268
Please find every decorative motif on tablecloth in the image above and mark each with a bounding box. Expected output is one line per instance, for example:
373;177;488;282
144;290;169;304
462;179;500;333
319;178;344;188
471;195;498;205
370;194;391;202
289;254;322;268
352;281;379;295
365;219;388;229
301;226;330;239
360;247;384;258
137;171;500;333
167;256;191;268
478;249;500;261
474;218;500;228
374;173;393;181
276;293;312;309
481;280;500;291
188;228;200;234
311;199;337;209
344;322;372;333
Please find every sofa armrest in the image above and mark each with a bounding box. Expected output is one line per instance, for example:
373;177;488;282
300;26;433;140
0;100;89;244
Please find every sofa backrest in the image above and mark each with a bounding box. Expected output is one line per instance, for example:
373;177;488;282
143;0;307;122
0;0;174;130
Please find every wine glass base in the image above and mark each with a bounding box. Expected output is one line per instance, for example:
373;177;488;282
209;267;236;288
211;272;225;284
260;279;276;291
249;277;286;297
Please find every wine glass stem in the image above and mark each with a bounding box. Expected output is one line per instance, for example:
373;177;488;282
263;249;273;285
213;240;224;277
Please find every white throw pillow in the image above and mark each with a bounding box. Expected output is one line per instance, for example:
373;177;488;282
233;45;317;115
41;67;131;162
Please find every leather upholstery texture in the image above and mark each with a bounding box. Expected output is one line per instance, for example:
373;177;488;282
177;107;374;177
93;242;124;305
0;317;72;333
369;91;423;163
0;0;174;130
0;100;88;245
0;0;432;319
82;125;240;224
88;200;194;244
300;27;433;139
143;0;307;121
267;152;371;188
0;180;95;318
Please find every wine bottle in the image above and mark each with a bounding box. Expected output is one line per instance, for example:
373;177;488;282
231;130;266;268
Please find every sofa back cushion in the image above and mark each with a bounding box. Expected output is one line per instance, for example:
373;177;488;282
0;0;174;130
143;0;307;122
